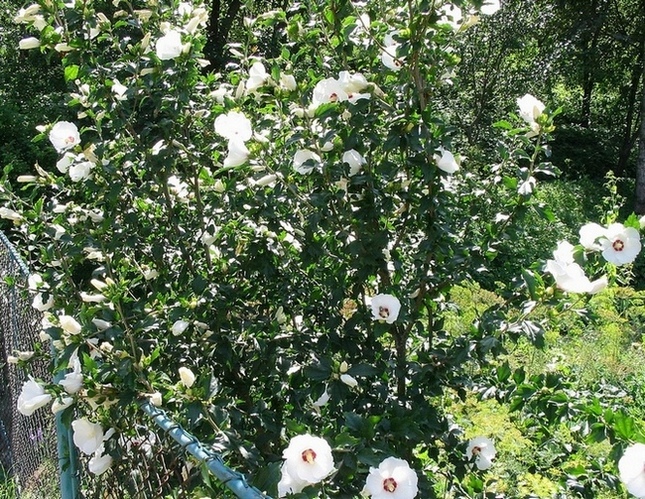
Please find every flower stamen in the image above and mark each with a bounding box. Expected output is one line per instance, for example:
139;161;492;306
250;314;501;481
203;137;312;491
301;448;317;464
383;477;397;492
378;306;390;319
613;239;625;252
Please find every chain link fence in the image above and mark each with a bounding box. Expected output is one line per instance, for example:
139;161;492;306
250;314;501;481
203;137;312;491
0;231;271;498
0;231;60;498
78;403;269;498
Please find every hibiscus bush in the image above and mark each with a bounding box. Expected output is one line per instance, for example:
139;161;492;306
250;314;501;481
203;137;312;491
5;0;645;497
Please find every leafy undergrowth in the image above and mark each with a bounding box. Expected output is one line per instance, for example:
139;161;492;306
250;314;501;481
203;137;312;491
442;282;645;498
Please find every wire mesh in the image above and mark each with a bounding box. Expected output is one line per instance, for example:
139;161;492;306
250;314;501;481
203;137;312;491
78;410;190;499
73;401;271;498
0;231;61;498
0;230;274;498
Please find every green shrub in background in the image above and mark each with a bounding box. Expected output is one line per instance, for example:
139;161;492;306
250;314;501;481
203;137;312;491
470;176;606;290
0;101;57;176
0;0;67;179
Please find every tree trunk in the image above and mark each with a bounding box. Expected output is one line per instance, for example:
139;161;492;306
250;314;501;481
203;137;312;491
633;64;645;214
580;0;602;128
616;42;644;176
580;75;593;128
205;0;242;69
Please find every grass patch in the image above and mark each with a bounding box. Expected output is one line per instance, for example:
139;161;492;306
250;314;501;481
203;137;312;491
0;460;59;499
0;467;18;499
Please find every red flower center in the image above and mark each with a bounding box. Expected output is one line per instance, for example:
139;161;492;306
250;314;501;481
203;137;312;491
472;446;482;456
301;448;316;464
65;136;75;144
329;92;338;102
383;477;397;492
613;239;625;252
378;306;390;319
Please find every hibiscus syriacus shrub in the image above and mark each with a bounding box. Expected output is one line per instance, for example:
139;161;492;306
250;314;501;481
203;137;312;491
5;0;645;497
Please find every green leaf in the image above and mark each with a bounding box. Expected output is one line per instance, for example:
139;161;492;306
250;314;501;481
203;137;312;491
186;400;203;428
502;176;517;190
624;212;641;230
304;359;332;381
465;474;484;492
348;363;379;377
496;362;512;383
532;204;556;222
356;446;381;467
513;367;526;385
200;462;213;489
64;65;79;82
492;119;513;130
250;461;281;497
613;411;635;440
344;412;364;433
334;430;360;447
323;6;334;24
192;275;208;294
534;161;559;177
522;270;539;300
313;101;339;118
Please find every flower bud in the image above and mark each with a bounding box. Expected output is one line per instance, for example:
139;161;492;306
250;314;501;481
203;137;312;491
99;342;113;353
340;373;358;388
17;351;34;361
17;175;38;183
19;37;40;50
51;396;74;413
54;43;73;52
149;392;162;406
178;367;196;388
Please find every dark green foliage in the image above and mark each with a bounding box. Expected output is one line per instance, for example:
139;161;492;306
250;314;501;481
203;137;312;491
3;0;645;497
0;0;68;175
0;100;58;176
551;125;620;180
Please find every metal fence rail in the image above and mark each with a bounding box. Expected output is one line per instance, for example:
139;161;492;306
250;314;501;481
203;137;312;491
140;402;270;499
0;230;272;498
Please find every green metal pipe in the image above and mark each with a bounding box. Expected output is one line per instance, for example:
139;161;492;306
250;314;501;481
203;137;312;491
140;401;271;499
54;370;80;499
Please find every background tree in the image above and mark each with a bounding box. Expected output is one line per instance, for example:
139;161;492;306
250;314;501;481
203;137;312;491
204;0;289;68
448;0;645;181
